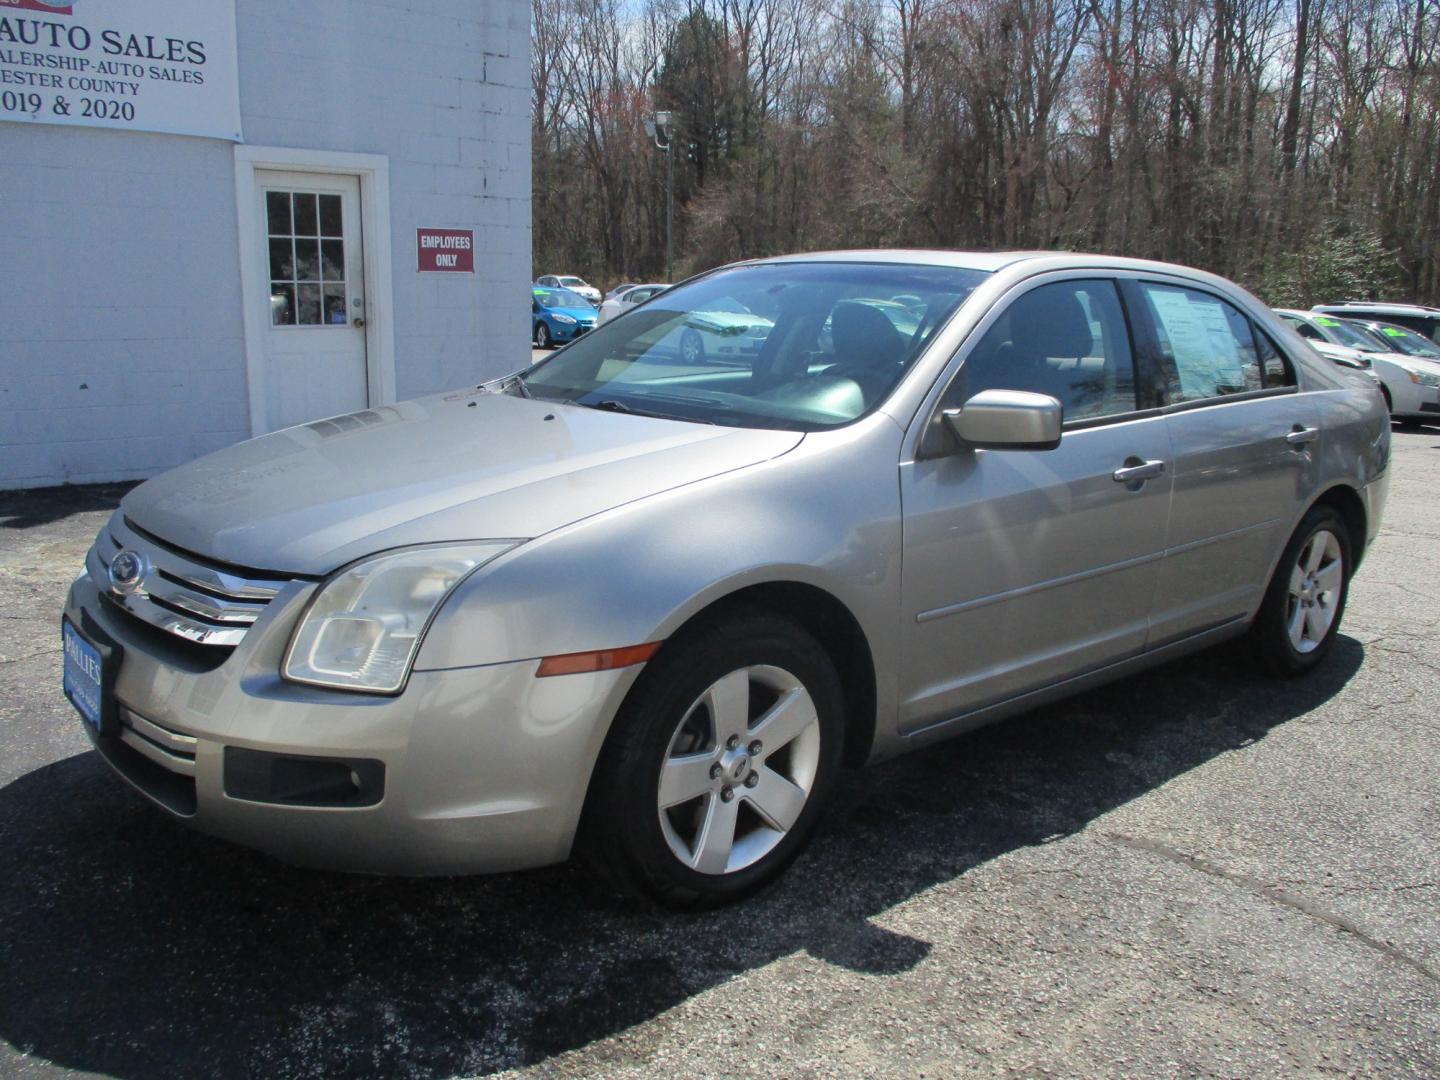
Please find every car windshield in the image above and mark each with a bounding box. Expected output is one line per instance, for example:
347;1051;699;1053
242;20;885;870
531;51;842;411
536;288;591;308
1367;323;1440;358
559;277;586;288
1313;315;1383;351
520;261;989;430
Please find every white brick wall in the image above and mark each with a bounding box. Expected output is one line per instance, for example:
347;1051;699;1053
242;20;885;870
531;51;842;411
0;0;530;489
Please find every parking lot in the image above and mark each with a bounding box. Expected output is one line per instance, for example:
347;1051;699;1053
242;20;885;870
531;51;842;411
0;426;1436;1079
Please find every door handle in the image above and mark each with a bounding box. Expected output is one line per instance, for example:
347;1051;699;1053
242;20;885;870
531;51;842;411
1113;459;1166;483
352;317;366;328
1285;426;1319;446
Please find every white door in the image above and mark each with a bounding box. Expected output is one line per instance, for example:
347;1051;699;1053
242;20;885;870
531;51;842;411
256;169;368;430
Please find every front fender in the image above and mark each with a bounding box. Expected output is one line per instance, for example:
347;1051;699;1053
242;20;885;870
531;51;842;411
412;415;907;743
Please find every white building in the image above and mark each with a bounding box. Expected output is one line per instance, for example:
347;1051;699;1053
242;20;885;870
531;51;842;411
0;0;530;489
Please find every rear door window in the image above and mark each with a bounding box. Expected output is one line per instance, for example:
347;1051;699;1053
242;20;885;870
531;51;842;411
1254;327;1296;387
1136;284;1263;403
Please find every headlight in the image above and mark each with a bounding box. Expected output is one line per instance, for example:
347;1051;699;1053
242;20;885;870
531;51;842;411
1406;368;1440;388
283;542;518;693
553;314;577;325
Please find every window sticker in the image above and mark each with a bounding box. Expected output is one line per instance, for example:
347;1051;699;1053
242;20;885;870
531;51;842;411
1147;288;1246;396
1383;327;1405;337
1315;316;1342;327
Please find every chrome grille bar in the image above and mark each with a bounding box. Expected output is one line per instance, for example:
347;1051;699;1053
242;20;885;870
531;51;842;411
120;708;197;777
90;516;296;648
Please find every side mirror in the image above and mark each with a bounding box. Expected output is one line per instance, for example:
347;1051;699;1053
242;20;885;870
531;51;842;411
943;389;1062;451
532;301;540;313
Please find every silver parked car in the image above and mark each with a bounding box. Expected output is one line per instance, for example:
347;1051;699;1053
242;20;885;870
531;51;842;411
63;251;1389;907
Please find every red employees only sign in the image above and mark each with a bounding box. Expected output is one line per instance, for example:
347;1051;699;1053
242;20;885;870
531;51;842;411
416;228;474;273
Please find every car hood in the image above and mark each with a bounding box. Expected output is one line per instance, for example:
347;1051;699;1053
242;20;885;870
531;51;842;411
544;305;597;321
685;311;774;335
121;391;803;575
1365;350;1440;372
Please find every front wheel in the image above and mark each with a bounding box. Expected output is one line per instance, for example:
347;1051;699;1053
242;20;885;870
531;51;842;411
1249;504;1351;675
534;322;551;349
581;609;844;908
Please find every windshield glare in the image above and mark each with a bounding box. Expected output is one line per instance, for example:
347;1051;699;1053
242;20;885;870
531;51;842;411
536;288;591;308
520;262;989;430
1369;324;1440;358
1315;316;1384;351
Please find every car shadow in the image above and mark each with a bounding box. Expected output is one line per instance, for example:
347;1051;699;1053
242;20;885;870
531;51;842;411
0;637;1363;1078
0;483;139;530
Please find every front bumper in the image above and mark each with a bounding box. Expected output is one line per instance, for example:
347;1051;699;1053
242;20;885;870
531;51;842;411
1390;378;1440;418
64;570;639;876
552;320;595;343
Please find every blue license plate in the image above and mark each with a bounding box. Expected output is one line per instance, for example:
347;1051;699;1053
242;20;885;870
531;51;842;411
62;619;105;732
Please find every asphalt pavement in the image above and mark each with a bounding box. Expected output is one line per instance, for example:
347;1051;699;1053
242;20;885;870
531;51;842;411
0;426;1436;1079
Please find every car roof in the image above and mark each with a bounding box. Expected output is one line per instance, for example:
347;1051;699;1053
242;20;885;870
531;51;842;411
741;249;1252;283
1313;301;1440;317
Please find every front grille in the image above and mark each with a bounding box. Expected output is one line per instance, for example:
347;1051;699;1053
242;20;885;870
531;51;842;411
88;517;297;648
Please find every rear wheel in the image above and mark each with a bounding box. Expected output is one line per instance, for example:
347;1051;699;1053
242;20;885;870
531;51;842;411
680;328;706;364
582;609;844;908
1249;504;1351;675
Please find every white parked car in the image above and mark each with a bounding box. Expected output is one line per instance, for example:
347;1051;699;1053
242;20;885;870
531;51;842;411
1312;301;1440;345
597;282;668;324
1349;319;1440;363
535;274;601;306
1276;309;1440;424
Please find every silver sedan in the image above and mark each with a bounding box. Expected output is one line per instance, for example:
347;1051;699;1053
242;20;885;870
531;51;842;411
62;251;1389;907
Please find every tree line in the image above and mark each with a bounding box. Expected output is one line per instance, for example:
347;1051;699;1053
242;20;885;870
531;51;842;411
532;0;1440;306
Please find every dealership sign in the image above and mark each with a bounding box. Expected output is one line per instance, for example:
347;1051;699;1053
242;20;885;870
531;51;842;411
417;228;475;273
0;0;241;140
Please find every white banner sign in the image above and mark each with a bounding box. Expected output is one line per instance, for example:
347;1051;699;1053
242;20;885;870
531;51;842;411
0;0;240;141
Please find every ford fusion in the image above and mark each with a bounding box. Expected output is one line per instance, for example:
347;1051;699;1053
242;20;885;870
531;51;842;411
63;252;1389;906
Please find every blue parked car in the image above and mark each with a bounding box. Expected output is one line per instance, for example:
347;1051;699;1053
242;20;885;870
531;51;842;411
532;287;598;349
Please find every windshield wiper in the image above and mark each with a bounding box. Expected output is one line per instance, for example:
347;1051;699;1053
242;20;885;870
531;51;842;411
481;373;532;398
576;398;715;424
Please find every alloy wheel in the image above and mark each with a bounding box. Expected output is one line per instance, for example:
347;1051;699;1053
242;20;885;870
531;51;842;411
1286;528;1344;653
656;664;822;875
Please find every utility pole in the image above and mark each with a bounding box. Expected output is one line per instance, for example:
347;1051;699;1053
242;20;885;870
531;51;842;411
646;110;676;281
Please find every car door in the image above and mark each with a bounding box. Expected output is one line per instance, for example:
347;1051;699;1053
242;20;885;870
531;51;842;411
898;277;1174;734
1125;280;1317;644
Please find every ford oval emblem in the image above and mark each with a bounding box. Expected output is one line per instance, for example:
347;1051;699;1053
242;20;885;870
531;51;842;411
108;549;148;596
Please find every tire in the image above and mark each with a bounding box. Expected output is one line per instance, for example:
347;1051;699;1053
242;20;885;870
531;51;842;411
534;322;551;349
1249;504;1351;676
581;608;845;908
1380;385;1393;414
680;328;706;364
